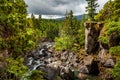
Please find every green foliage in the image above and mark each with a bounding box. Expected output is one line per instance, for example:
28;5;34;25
0;0;30;57
94;1;112;21
112;0;120;20
6;58;44;80
86;0;99;20
76;25;85;49
6;57;28;77
82;14;90;21
25;70;44;80
98;21;120;58
99;36;108;44
109;46;120;56
30;15;61;41
95;0;120;21
111;61;120;79
55;10;85;51
98;20;120;46
46;22;59;40
0;0;85;79
105;21;120;35
0;0;45;58
0;0;45;80
55;35;74;50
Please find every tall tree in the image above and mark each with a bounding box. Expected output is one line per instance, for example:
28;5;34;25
86;0;99;20
0;0;30;57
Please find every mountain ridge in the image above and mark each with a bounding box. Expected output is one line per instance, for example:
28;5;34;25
55;15;83;20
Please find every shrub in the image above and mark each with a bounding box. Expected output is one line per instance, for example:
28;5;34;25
55;35;74;51
99;36;108;44
105;21;120;36
6;57;28;77
98;20;120;48
111;61;120;80
109;46;120;56
25;70;44;80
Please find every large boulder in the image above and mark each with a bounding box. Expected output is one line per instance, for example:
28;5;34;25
98;48;110;64
104;58;116;68
98;42;116;68
79;55;100;75
47;61;62;69
38;65;60;80
61;68;74;80
79;65;89;74
84;55;93;66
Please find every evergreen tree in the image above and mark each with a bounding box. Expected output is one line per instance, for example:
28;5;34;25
55;10;82;51
86;0;99;20
0;0;36;57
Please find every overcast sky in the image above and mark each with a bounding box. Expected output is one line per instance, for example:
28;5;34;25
24;0;109;19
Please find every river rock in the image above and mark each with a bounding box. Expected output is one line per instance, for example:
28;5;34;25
84;55;93;66
38;65;60;80
104;58;116;68
79;65;89;74
98;49;109;59
47;61;62;69
79;55;100;75
60;51;69;61
61;68;74;80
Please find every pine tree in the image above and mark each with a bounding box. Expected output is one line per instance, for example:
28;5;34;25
86;0;99;20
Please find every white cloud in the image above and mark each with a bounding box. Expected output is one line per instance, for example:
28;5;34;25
27;14;64;19
24;0;109;19
97;0;109;12
42;15;64;19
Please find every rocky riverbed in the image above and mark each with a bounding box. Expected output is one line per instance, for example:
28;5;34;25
24;42;116;80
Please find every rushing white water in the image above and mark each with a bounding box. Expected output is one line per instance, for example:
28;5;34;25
27;57;34;65
32;60;41;70
27;42;54;70
39;49;44;55
24;42;56;80
46;44;52;49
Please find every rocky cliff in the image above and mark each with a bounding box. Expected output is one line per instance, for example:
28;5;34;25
83;21;116;79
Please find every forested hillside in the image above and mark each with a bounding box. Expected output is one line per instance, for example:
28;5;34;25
95;0;120;79
0;0;120;80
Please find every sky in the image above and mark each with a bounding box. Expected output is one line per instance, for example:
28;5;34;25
24;0;109;19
